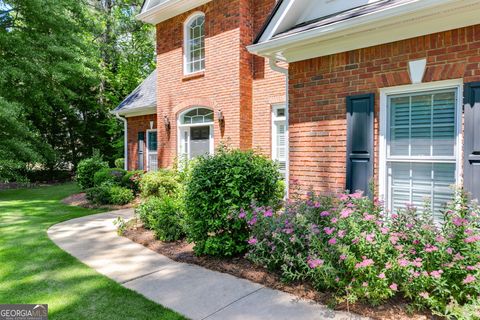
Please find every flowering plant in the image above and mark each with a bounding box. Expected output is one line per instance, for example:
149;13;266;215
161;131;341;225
240;188;480;318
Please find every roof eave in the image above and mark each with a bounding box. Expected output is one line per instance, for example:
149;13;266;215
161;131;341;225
112;105;157;117
136;0;212;24
248;0;480;63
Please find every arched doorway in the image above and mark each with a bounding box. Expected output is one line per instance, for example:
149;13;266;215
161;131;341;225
178;107;214;160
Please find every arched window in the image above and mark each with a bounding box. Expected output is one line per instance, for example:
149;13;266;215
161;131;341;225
178;107;214;160
184;12;205;74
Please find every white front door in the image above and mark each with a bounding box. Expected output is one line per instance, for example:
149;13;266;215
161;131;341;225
179;125;213;160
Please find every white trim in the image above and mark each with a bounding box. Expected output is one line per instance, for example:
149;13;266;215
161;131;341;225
115;113;128;170
272;104;288;179
183;12;205;76
379;79;463;210
116;106;156;118
177;107;214;161
146;129;158;171
248;0;480;62
137;0;211;24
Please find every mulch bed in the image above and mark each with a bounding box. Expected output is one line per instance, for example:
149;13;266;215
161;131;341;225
123;224;438;320
62;192;139;210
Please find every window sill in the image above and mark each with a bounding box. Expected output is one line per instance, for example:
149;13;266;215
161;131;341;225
182;71;205;82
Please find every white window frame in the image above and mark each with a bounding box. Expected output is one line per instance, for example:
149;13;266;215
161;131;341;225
183;12;205;75
272;104;288;178
177;107;214;161
146;129;158;172
379;79;463;213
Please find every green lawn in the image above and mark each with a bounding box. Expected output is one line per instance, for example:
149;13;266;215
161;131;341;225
0;183;186;320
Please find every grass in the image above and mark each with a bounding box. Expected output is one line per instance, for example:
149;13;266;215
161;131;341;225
0;183;186;320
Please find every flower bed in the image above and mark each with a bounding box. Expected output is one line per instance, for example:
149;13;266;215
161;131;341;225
241;189;480;319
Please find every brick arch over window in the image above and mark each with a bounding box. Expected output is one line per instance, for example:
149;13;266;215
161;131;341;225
172;97;218;117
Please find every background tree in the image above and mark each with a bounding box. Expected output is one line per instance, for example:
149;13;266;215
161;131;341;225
0;0;155;181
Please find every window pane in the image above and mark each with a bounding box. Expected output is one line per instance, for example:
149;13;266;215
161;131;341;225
388;89;456;158
388;162;455;217
148;131;157;151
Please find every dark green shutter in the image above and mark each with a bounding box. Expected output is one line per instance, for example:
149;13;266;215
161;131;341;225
464;82;480;201
138;132;145;170
346;94;374;197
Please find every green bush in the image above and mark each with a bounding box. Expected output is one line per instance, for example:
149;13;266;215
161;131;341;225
93;168;126;187
136;195;185;242
114;158;125;169
184;147;283;257
76;152;109;190
122;170;144;194
139;170;180;198
86;182;134;205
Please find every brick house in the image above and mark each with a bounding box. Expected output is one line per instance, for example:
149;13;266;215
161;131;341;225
114;0;287;176
115;0;480;219
248;0;480;218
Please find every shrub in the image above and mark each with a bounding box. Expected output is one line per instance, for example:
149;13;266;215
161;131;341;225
136;196;185;242
114;158;125;169
86;182;134;205
139;170;180;198
242;189;480;318
184;147;283;257
76;152;109;190
122;170;144;194
93;168;126;187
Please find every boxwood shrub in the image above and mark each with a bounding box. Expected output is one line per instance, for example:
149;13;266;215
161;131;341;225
139;170;180;198
93;168;126;187
86;182;134;205
136;195;185;242
76;152;108;190
184;147;283;257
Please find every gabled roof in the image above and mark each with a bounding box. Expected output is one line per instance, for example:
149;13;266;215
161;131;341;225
248;0;480;63
137;0;212;24
113;71;157;116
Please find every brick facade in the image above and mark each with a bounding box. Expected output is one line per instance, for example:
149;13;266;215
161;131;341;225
124;0;287;169
289;25;480;195
126;114;157;170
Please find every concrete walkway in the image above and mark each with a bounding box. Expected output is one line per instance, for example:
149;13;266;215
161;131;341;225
48;209;367;320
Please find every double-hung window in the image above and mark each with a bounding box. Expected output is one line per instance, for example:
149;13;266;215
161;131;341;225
383;82;461;220
272;105;287;178
184;13;205;75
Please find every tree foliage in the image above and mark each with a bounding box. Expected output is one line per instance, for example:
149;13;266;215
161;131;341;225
0;0;155;181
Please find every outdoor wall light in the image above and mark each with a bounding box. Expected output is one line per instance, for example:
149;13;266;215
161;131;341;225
150;120;154;130
217;109;224;124
163;116;171;131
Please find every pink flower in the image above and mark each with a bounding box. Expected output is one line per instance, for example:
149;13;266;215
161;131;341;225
365;233;375;243
453;217;468;226
340;208;352;218
465;235;480;243
446;247;454;254
380;227;389;235
352;238;360;244
430;270;443;279
463;274;476;284
424;244;439;253
335;277;340;283
419;292;429;299
320;211;330;217
248;238;258;245
339;254;347;261
283;228;294;234
389;236;399;245
238;211;246;219
398;258;410;267
307;258;324;269
385;262;392;270
338;194;349;201
466;266;476;271
362;282;368;287
328;238;337;245
331;218;338;224
389;283;398;291
351;191;364;199
391;214;398;219
435;235;446;243
363;212;375;221
378;273;386;279
247;217;257;226
355;258;374;269
337;230;346;238
263;209;273;217
324;227;335;235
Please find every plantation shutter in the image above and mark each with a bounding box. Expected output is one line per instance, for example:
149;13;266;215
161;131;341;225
346;94;374;197
138;132;145;171
464;82;480;201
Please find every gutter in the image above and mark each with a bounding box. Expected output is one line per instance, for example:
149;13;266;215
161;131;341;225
269;59;290;196
115;113;128;171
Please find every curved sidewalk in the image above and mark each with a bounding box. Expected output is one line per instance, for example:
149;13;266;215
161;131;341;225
48;209;367;320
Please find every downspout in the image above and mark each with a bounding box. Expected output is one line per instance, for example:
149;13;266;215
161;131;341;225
115;112;128;171
269;58;290;196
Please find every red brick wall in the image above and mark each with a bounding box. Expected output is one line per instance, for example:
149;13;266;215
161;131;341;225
289;25;480;195
126;114;157;170
150;0;285;168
